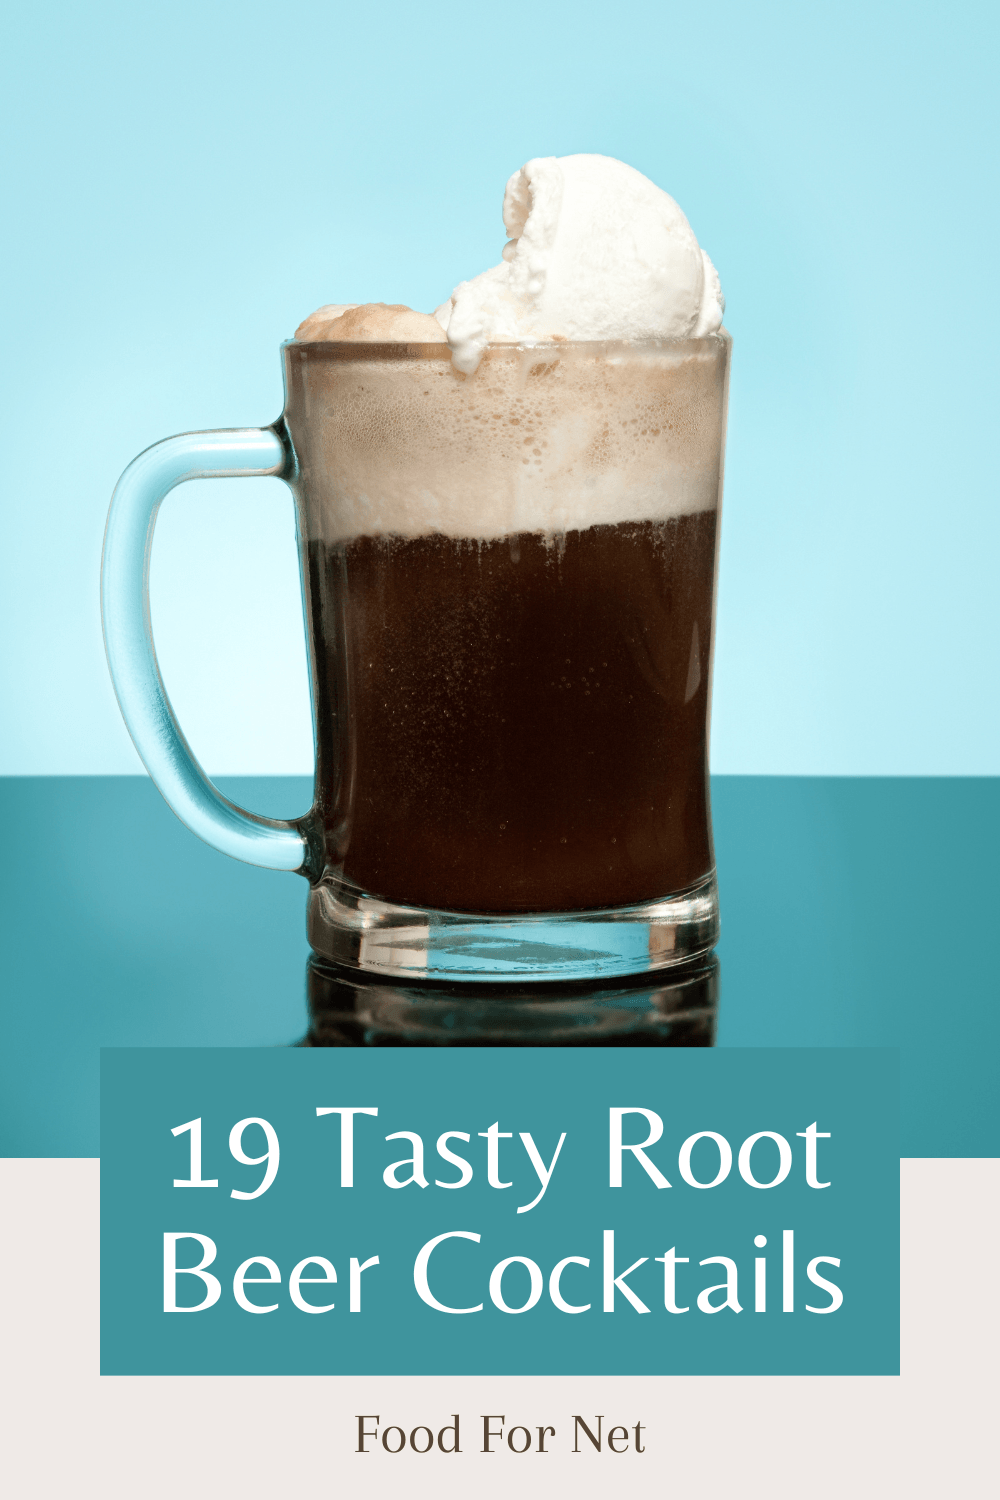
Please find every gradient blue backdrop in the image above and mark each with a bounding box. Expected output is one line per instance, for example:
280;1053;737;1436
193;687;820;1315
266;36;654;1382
2;0;996;775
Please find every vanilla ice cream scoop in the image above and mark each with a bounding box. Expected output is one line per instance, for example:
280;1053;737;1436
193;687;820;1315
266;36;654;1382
435;154;724;374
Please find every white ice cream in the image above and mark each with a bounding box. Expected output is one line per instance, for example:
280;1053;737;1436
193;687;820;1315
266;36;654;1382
435;154;724;374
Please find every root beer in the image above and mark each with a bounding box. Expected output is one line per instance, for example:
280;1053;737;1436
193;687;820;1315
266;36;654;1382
304;512;716;912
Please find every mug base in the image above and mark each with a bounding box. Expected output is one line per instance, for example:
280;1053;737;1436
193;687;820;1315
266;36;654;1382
306;871;719;983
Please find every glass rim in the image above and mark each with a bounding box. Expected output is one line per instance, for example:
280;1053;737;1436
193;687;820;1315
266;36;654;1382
282;328;731;361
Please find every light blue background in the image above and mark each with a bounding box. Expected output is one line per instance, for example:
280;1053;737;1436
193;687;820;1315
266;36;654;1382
1;0;996;775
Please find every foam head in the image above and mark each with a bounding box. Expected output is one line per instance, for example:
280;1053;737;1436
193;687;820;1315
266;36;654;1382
283;336;731;544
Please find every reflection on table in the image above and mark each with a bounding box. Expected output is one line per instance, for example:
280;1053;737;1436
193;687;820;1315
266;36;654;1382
301;952;719;1048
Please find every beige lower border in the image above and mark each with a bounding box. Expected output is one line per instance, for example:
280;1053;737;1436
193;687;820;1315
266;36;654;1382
0;1158;994;1499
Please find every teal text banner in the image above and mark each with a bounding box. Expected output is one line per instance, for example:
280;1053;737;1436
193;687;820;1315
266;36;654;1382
101;1048;898;1375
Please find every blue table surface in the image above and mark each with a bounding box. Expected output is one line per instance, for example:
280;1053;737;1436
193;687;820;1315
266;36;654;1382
0;776;995;1157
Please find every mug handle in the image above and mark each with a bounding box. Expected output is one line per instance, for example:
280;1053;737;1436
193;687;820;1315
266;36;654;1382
101;427;309;873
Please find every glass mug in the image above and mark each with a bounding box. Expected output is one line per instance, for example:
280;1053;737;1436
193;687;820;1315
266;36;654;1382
102;333;730;983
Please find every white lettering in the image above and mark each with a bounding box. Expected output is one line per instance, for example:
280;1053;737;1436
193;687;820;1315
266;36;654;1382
654;1246;690;1312
796;1122;832;1188
350;1255;379;1311
489;1256;543;1314
697;1256;742;1314
383;1131;428;1189
609;1108;671;1189
413;1231;483;1314
549;1256;591;1314
289;1256;336;1314
163;1232;221;1312
806;1256;843;1313
434;1132;473;1189
233;1255;281;1314
738;1131;792;1189
517;1131;566;1213
478;1123;513;1188
603;1229;650;1313
783;1229;795;1311
754;1235;767;1311
229;1117;280;1200
315;1107;378;1187
171;1118;218;1188
678;1131;732;1188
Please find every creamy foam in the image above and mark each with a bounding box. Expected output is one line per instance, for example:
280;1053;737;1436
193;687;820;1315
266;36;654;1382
283;337;730;544
295;302;446;343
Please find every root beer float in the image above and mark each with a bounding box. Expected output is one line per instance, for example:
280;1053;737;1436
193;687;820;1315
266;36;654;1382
286;154;729;917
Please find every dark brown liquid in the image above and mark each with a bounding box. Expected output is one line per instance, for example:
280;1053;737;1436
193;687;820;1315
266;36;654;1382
303;512;717;913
